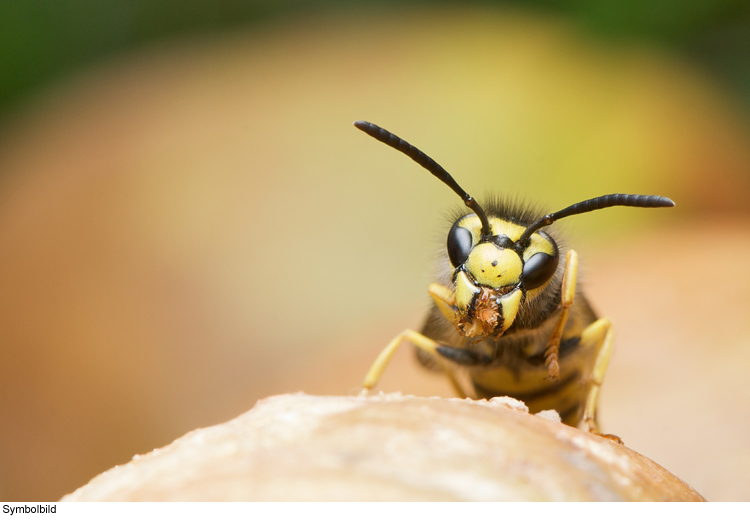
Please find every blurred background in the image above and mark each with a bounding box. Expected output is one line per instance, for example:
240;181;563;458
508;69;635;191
0;0;749;502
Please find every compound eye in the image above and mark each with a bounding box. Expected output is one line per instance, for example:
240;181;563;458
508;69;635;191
447;223;473;267
522;252;559;290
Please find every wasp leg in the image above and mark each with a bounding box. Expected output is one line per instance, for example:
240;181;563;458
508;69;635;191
577;317;623;444
428;283;456;322
543;250;578;381
360;330;469;398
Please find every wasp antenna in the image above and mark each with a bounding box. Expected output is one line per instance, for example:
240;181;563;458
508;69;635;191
516;194;675;248
354;120;492;238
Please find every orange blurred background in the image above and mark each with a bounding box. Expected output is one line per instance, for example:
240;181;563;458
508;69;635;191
1;5;749;501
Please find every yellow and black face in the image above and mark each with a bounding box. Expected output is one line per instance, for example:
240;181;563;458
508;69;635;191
447;214;558;340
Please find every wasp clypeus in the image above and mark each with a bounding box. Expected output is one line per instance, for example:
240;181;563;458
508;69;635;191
354;120;674;439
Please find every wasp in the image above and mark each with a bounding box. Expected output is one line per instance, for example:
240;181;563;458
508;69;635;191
354;120;674;437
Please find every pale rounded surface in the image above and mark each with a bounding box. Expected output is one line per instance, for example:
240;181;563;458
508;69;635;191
61;393;704;501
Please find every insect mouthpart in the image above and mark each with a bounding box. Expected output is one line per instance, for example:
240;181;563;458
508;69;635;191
457;287;501;340
455;275;523;341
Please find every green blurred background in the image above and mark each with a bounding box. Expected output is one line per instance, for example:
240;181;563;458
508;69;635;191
2;0;750;118
1;0;749;501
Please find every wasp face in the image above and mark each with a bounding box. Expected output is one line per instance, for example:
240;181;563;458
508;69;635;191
446;215;559;340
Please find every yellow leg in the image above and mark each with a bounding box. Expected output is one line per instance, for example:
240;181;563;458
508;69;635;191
360;330;466;398
544;250;578;381
428;283;457;322
577;317;622;443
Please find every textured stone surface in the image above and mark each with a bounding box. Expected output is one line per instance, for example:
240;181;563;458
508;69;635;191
62;393;705;501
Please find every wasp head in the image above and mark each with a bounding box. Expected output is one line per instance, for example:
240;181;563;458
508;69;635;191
446;214;559;341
